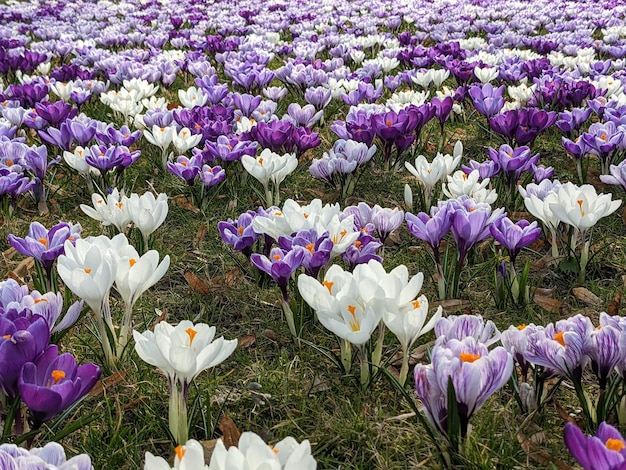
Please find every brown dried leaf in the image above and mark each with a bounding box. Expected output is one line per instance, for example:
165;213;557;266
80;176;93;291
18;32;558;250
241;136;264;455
509;211;532;222
38;200;49;216
534;293;565;314
431;299;464;312
123;397;148;410
184;271;211;294
193;224;208;248
151;308;168;328
218;415;241;449
171;194;200;213
227;198;238;212
552;397;580;426
224;268;241;287
2;247;17;265
87;371;127;398
517;432;570;469
572;287;602;307
607;291;622;316
237;334;256;349
13;257;34;279
263;329;277;341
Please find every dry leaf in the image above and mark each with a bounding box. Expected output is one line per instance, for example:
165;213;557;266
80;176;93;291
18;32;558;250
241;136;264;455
572;287;601;307
218;415;241;449
151;308;168;328
534;292;565;314
88;371;127;398
552;397;581;426
38;200;49;216
263;329;277;341
224;268;241;287
227;198;238;212
123;397;148;410
607;291;622;316
431;299;464;312
184;271;211;294
193;225;208;248
14;256;35;278
237;334;256;349
517;432;570;469
2;247;17;264
171;194;200;213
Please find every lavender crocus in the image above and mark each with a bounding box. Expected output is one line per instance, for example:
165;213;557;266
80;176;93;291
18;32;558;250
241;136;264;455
0;315;50;397
564;422;626;470
198;164;226;189
250;247;305;301
489;108;557;147
279;229;333;279
414;335;513;439
468;83;505;119
490;217;541;266
600;160;626;192
581;121;624;174
218;211;261;258
18;344;100;427
8;221;81;290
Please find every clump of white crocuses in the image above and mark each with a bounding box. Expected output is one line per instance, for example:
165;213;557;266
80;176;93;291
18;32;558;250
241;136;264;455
134;321;237;445
241;148;298;207
81;189;169;253
144;432;316;470
298;260;441;387
57;233;169;369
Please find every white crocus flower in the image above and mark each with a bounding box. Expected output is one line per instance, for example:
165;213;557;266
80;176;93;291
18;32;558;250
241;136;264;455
208;432;317;470
123;78;159;100
242;149;291;206
474;66;499;84
144;124;176;168
127;192;169;249
113;243;170;352
57;235;124;367
443;169;497;204
63;146;90;175
80;189;132;234
134;321;237;444
178;86;208;109
145;439;208;470
172;127;202;154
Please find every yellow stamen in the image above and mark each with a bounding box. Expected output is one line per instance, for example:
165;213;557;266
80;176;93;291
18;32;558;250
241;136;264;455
2;334;10;339
577;199;585;216
6;159;12;166
34;298;48;304
323;280;334;294
348;305;360;331
175;445;186;461
412;300;421;309
273;253;281;260
186;327;197;347
606;438;625;452
84;268;91;274
306;243;315;253
259;157;264;166
129;258;136;267
460;352;481;363
39;237;48;246
517;324;526;330
554;331;566;346
116;201;123;208
51;370;65;384
237;226;244;235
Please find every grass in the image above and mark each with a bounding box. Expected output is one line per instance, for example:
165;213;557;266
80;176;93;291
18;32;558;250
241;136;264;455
1;30;625;470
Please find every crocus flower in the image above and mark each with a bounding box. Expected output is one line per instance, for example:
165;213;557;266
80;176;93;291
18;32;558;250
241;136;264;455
564;422;626;470
127;192;169;248
414;336;513;438
144;439;208;470
601;160;626;192
582;121;624;173
8;221;81;281
80;189;132;234
19;344;100;427
251;247;305;301
133;320;237;444
490;217;542;266
279;229;333;279
435;314;501;347
218;211;261;257
207;432;317;470
468;83;505;118
0;315;50;397
0;442;93;470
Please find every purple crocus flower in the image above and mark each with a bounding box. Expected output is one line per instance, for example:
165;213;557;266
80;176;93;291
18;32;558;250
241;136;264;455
218;211;261;258
0;442;93;469
284;103;323;128
531;163;554;183
600;160;626;192
19;344;100;427
487;144;540;182
405;201;454;260
84;144;126;173
555;107;592;138
38;123;74;152
166;155;201;185
431;96;454;127
304;86;332;110
34;101;77;129
250;247;305;301
468;83;505;119
8;220;81;275
564;422;626;470
198;164;226;188
279;229;333;279
371;205;404;244
415;335;513;438
0;315;50;397
96;124;142;147
341;232;383;272
490;217;542;266
232;93;262;117
67;118;98;147
249;120;296;154
450;197;505;266
489;108;557;146
581;121;624;173
202;135;257;164
562;136;591;161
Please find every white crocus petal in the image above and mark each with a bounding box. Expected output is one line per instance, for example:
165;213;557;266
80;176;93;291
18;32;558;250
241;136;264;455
144;452;173;470
127;192;169;240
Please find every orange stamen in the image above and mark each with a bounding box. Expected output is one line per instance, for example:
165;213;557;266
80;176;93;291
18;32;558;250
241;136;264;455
554;331;566;346
51;370;65;384
129;258;136;267
84;268;91;274
185;327;197;347
39;237;48;246
606;438;625;452
323;280;334;294
460;352;481;363
175;445;186;461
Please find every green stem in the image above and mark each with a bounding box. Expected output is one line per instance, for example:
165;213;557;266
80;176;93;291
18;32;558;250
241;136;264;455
399;346;409;388
371;322;385;369
358;346;370;389
169;383;188;445
340;339;352;374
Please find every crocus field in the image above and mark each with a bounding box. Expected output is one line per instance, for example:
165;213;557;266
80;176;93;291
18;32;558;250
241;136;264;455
4;0;626;468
